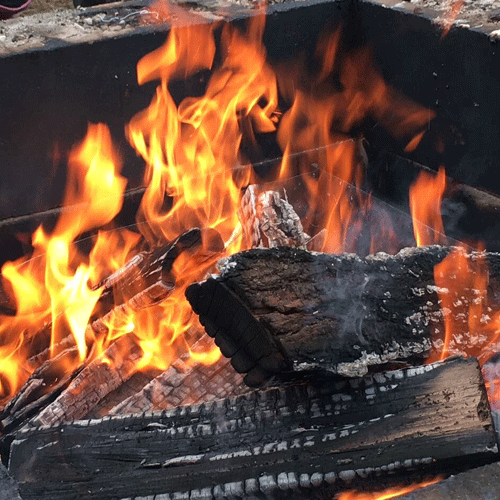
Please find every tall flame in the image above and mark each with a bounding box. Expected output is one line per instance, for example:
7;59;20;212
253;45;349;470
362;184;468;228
0;4;436;405
0;124;126;400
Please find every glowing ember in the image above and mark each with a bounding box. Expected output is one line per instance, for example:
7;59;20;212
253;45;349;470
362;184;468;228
335;477;443;500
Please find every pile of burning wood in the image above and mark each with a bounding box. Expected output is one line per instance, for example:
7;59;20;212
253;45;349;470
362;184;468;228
2;2;500;499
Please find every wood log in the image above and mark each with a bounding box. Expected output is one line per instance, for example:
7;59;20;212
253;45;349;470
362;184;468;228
109;339;248;415
28;335;143;428
186;245;500;384
7;357;498;500
239;185;325;250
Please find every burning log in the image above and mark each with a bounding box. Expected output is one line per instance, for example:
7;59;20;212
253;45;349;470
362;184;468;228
7;357;497;500
0;228;224;433
109;338;248;415
186;245;500;384
28;335;142;428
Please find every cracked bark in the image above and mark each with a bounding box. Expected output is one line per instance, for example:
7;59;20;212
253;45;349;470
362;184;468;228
186;245;500;383
8;357;497;500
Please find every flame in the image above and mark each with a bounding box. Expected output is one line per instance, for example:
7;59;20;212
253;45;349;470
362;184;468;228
409;166;447;246
441;0;464;38
0;124;127;402
336;477;442;500
0;4;436;405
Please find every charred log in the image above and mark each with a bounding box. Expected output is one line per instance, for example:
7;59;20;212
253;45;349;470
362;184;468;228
186;245;500;382
7;357;497;500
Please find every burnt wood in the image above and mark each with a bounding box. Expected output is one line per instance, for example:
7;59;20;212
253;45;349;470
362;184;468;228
7;357;497;500
186;245;500;382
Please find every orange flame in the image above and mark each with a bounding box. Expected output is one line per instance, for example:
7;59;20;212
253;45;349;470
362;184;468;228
0;4;436;405
409;166;447;246
0;124;126;401
426;244;500;365
336;477;443;500
441;0;464;38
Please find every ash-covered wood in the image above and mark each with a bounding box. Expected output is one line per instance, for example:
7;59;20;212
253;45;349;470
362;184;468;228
8;357;497;500
239;185;324;250
109;345;248;415
186;245;500;380
28;335;142;427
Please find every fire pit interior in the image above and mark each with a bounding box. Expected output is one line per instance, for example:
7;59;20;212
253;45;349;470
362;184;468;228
2;0;500;498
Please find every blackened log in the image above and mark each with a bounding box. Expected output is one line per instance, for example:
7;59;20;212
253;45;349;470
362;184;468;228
8;358;497;500
397;462;500;500
95;227;224;314
186;245;500;381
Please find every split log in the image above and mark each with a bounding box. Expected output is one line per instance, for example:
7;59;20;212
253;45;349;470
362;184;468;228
186;245;500;384
28;335;143;428
109;338;248;416
239;184;325;250
8;357;498;500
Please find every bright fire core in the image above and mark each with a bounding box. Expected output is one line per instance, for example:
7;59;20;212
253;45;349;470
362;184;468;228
0;1;498;451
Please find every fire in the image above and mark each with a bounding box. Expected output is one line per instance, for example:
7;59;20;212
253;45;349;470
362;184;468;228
409;166;447;246
0;2;436;407
0;124;126;400
440;0;464;38
336;477;442;500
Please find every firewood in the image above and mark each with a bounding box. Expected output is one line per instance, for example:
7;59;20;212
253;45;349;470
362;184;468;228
20;227;223;371
239;184;325;251
186;245;500;384
8;357;497;500
109;338;248;415
28;335;143;427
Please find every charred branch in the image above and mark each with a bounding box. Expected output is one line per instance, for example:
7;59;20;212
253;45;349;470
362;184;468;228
186;245;500;382
7;357;497;500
